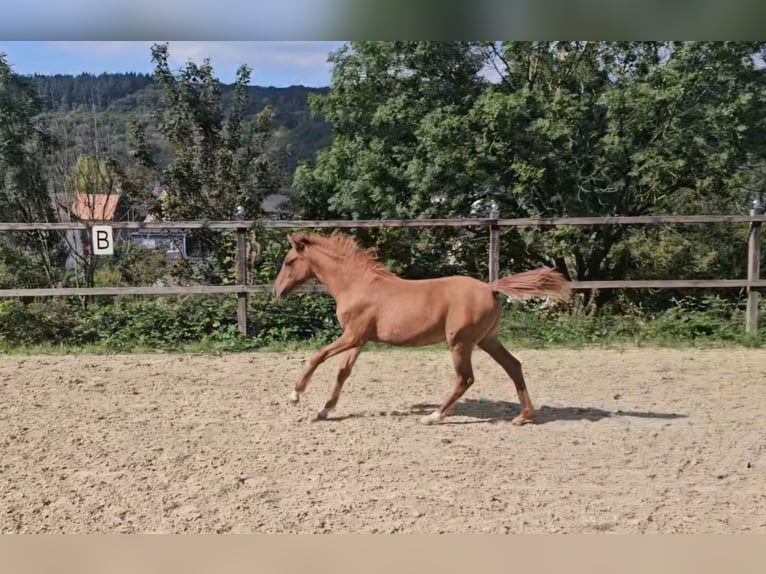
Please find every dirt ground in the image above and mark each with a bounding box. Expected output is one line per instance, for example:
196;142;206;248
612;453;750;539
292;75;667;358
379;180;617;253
1;347;765;533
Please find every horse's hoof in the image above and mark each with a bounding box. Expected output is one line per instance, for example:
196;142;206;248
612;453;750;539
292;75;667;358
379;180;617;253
290;390;300;404
511;414;533;426
419;412;443;425
316;408;330;420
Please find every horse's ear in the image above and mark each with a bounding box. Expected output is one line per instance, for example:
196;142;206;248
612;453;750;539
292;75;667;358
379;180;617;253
289;234;309;253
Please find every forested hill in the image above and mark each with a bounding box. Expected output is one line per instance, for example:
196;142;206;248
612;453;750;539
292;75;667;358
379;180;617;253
25;72;333;173
29;72;155;111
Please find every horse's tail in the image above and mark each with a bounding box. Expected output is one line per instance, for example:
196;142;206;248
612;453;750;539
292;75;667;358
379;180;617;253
488;267;572;303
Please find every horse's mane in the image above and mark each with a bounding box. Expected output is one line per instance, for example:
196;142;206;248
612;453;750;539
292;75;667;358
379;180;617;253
292;231;395;277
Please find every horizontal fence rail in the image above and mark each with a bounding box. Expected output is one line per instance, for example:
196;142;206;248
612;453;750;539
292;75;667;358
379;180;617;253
0;285;305;298
2;214;766;232
1;280;765;300
1;214;762;335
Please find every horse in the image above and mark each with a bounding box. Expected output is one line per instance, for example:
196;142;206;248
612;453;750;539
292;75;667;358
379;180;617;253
272;231;571;425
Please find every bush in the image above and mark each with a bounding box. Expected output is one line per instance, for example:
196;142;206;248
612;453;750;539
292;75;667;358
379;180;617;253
0;292;762;352
0;292;342;351
497;294;760;348
72;297;240;350
0;299;78;345
248;292;341;347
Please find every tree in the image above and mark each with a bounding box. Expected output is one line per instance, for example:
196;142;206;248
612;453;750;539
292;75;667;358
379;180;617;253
141;43;283;222
46;98;153;291
0;53;66;288
469;42;766;306
294;41;486;220
294;41;766;307
292;42;491;279
127;43;284;285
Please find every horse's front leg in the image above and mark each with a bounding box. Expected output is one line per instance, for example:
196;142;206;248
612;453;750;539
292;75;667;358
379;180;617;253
290;332;361;404
317;346;363;420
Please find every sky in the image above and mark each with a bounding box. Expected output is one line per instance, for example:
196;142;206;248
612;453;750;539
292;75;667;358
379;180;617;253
0;41;346;87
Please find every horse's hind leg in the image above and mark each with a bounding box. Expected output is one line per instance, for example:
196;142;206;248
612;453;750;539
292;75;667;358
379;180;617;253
478;335;535;425
317;346;362;420
420;342;475;425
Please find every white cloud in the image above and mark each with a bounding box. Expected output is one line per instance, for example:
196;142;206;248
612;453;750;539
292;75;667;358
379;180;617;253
44;41;345;85
164;41;342;70
47;41;343;67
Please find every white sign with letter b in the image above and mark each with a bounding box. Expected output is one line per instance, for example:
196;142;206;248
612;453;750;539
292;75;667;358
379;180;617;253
92;225;114;255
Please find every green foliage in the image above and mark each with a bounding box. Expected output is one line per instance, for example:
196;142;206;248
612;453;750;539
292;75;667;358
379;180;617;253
1;53;67;285
497;294;761;348
248;293;341;347
68;154;121;197
31;72;154;112
8;49;332;294
114;44;290;286
143;43;282;222
0;299;78;345
29;73;331;175
3;43;766;354
294;41;486;220
73;297;239;350
1;294;761;353
106;242;170;286
0;291;341;352
294;41;766;310
1;54;53;223
0;239;65;289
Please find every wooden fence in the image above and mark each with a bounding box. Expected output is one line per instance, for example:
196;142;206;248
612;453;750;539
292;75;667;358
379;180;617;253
0;213;764;336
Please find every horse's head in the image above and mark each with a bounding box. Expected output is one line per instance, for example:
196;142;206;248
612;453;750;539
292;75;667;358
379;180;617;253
273;235;315;298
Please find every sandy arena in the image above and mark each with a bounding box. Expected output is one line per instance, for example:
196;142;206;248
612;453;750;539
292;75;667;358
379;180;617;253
1;347;765;533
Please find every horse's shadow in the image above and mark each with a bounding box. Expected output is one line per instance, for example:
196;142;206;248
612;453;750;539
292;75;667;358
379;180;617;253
316;398;687;424
404;399;687;424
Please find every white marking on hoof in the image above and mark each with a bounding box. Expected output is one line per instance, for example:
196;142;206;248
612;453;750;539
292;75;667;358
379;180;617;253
419;411;443;425
317;408;331;420
290;390;300;403
511;413;533;426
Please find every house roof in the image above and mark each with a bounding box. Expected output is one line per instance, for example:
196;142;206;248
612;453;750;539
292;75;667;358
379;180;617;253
72;193;120;221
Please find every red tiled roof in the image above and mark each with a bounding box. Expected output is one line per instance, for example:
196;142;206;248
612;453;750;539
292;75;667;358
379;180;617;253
72;194;120;221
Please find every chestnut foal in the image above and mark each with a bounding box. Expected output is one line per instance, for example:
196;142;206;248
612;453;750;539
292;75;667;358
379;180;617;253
273;232;571;425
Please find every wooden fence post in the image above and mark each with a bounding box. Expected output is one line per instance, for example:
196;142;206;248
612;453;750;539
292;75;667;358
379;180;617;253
746;206;763;335
236;227;248;336
488;224;500;283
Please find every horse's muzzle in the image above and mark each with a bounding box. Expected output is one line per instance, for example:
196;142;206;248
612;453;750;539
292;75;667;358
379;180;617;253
273;282;290;299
